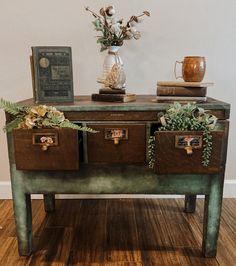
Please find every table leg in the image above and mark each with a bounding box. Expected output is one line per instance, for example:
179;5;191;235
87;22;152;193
202;175;223;257
43;194;55;212
12;192;33;256
184;195;196;213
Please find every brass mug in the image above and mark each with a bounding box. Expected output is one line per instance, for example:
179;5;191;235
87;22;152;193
174;56;206;82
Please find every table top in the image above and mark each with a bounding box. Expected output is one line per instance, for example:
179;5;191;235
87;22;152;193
18;95;230;114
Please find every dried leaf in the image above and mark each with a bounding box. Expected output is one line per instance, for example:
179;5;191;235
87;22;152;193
143;11;150;16
130;16;138;22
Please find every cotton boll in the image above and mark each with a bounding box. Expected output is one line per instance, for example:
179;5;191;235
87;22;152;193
129;20;138;27
130;26;137;34
137;17;144;23
126;30;134;39
133;31;141;40
110;23;122;36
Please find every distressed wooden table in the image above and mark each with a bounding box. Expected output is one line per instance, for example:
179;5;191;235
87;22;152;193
6;95;230;257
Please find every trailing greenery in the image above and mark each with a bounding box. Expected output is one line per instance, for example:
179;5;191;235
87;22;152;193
148;102;217;168
148;135;156;169
0;98;97;133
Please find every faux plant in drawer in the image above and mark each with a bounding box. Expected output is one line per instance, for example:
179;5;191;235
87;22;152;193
148;102;224;174
0;99;96;170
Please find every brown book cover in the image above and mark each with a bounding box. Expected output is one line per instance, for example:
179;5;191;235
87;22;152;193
31;46;74;103
157;86;207;96
30;55;36;101
157;81;214;87
91;93;136;103
155;96;207;103
99;88;126;94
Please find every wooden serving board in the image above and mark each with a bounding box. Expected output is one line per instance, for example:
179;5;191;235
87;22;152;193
157;81;214;88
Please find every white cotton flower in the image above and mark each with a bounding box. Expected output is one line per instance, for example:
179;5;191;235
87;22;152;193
129;20;137;27
134;31;141;40
136;17;144;23
126;30;134;39
110;23;122;36
130;26;137;34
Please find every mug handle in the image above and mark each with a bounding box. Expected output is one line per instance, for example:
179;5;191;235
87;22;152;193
174;60;183;79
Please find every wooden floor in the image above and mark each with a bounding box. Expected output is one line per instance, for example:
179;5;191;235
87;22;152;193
0;198;236;266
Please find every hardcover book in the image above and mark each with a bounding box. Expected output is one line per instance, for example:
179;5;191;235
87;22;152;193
31;46;74;103
91;93;136;103
155;96;207;102
157;86;207;97
157;81;214;88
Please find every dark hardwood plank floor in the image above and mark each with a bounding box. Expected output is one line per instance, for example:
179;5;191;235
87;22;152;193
0;198;236;266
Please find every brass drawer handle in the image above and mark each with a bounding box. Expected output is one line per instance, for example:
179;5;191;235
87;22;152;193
32;132;58;151
175;135;202;155
105;128;128;145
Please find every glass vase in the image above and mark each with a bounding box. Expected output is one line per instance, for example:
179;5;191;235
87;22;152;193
101;46;126;90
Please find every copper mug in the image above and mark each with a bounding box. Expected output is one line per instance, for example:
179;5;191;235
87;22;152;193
174;56;206;82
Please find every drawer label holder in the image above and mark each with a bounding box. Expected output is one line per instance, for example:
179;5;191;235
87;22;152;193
105;128;128;145
32;132;58;151
175;135;202;155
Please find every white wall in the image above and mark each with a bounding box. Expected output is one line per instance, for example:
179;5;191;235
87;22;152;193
0;0;235;185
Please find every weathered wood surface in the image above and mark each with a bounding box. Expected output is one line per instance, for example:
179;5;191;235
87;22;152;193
155;131;224;174
1;198;236;265
13;128;79;170
13;96;230;120
87;124;146;163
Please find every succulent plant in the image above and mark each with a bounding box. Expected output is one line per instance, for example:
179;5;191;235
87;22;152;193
148;102;217;168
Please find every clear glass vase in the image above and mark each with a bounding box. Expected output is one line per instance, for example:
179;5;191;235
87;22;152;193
100;46;126;90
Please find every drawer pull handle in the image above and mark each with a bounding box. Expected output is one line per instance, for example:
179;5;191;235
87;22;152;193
175;135;202;155
32;132;58;151
105;128;128;145
185;145;193;155
113;137;120;145
40;137;54;151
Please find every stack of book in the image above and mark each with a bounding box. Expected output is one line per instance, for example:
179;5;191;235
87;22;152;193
91;88;136;103
156;81;214;102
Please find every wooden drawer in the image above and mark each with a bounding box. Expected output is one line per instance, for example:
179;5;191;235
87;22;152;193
65;111;159;121
154;130;224;174
13;128;79;170
87;124;146;164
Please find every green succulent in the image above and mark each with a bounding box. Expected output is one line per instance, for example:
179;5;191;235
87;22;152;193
148;102;217;168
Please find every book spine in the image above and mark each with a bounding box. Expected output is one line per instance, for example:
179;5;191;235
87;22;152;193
157;86;207;96
92;94;124;102
31;47;39;103
30;55;37;102
92;93;136;102
156;96;207;101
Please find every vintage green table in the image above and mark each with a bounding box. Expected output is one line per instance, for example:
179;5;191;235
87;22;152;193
6;95;230;257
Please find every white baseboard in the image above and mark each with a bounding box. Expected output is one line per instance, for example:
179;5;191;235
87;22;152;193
1;180;236;199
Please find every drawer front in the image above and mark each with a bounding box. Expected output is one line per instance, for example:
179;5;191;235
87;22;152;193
64;109;228;121
87;124;146;164
154;130;224;174
65;111;158;121
13;128;79;170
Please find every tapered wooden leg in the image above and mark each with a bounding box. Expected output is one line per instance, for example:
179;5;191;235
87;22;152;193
184;195;197;213
43;194;55;212
12;193;33;256
202;175;223;257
